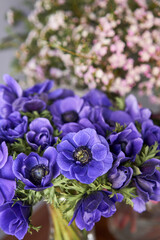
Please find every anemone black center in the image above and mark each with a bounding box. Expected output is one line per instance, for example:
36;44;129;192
73;146;92;164
61;111;79;123
30;164;49;186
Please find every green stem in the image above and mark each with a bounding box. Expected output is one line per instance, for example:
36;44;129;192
50;205;62;240
49;205;86;240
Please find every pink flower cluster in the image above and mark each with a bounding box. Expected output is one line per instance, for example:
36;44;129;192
17;0;160;103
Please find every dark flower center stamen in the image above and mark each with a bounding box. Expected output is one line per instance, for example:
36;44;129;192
61;111;79;123
30;164;49;186
73;146;92;164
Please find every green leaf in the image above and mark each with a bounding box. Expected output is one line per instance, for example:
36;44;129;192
135;121;142;133
135;142;160;167
133;165;142;176
44;186;56;205
54;129;62;138
114;122;126;133
119;187;137;207
10;137;32;156
156;166;160;171
115;97;125;110
15;180;43;205
28;224;41;234
20;110;53;123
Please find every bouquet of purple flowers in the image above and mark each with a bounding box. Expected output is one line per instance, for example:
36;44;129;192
0;74;160;240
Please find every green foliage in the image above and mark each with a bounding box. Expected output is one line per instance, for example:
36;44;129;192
114;122;126;133
119;187;137;207
44;173;137;221
156;167;160;173
133;165;141;176
106;121;126;138
43;174;113;221
109;186;137;207
28;224;41;235
54;129;62;138
135;142;160;167
106;0;117;13
54;137;62;147
135;121;142;133
44;186;56;205
10;137;32;156
15;172;138;224
39;110;53;121
115;97;125;110
128;0;140;10
15;181;43;205
20;110;53;123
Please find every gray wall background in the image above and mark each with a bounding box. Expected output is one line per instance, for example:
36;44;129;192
0;0;24;82
0;1;29;238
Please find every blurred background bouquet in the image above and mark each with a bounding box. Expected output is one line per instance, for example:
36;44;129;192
1;0;160;104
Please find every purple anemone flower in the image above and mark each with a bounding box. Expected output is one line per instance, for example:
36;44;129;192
83;89;111;107
49;96;91;135
0;74;22;118
23;79;53;97
108;157;133;189
69;191;123;231
0;111;28;143
48;88;74;101
80;107;109;137
56;128;113;184
102;94;151;127
12;79;53;113
0;201;31;240
133;158;160;213
108;123;143;161
125;94;151;123
0;142;16;205
142;120;160;153
61;106;109;137
103;109;133;127
12;94;48;113
26;118;55;151
13;147;60;191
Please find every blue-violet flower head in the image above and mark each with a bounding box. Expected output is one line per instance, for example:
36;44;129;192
57;128;113;184
49;96;91;135
133;158;160;213
142;120;160;153
69;191;123;231
0;201;31;240
125;94;151;123
0;142;16;205
13;147;60;191
26;117;54;151
0;74;22;118
108;157;133;189
108;123;143;161
23;79;53;97
83;89;111;107
0;111;28;143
